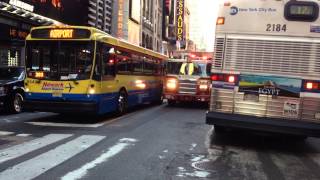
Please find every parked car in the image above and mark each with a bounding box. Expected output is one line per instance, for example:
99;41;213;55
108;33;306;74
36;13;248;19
0;66;25;113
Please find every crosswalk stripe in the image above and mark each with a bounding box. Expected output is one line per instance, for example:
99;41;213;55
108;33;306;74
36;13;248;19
61;138;137;180
0;135;105;180
26;122;105;128
0;131;14;136
0;134;72;164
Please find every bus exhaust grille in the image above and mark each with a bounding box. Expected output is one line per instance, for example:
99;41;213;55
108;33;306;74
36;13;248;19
213;38;225;69
223;37;320;77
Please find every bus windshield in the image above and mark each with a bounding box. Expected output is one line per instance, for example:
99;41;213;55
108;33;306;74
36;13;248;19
26;41;94;80
166;61;211;77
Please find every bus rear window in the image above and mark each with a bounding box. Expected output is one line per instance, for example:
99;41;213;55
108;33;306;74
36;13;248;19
285;1;319;22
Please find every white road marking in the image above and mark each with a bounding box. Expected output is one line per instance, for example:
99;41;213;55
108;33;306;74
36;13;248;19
0;135;105;180
26;122;105;128
16;134;32;137
61;138;137;180
189;143;197;151
0;131;14;136
0;134;72;164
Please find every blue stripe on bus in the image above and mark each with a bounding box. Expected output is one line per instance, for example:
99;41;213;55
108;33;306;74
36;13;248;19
25;87;162;114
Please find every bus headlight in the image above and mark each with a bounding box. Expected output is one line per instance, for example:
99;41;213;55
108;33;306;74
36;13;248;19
166;78;178;90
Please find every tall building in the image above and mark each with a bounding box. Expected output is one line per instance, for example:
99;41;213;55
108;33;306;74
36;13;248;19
112;0;140;46
188;0;216;51
141;0;163;52
162;0;192;57
88;0;113;34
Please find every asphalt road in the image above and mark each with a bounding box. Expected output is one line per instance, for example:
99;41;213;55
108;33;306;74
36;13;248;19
0;103;320;180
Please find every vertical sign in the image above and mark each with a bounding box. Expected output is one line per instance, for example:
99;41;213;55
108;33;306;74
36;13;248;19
176;0;184;42
118;0;124;38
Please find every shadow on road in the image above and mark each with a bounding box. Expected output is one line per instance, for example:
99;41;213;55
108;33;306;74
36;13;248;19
210;129;319;154
164;101;209;109
23;103;162;125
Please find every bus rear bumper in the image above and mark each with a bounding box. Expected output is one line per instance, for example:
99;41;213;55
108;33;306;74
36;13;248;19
206;111;320;137
24;100;98;114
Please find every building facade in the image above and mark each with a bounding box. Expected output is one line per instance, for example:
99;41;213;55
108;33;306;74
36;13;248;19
88;0;113;34
162;0;192;57
141;0;163;52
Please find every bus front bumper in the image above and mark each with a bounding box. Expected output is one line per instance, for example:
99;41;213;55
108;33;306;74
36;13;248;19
24;100;98;114
206;111;320;137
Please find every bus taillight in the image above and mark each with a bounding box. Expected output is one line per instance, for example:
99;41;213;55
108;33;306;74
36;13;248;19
211;74;238;83
304;81;319;91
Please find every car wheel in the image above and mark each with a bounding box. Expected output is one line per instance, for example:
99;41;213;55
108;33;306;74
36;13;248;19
116;90;128;115
11;93;23;113
167;99;176;106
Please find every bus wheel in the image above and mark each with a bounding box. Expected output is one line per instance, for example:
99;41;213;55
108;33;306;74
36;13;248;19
117;90;128;115
167;100;176;106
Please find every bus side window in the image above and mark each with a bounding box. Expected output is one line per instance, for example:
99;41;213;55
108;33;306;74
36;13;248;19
132;54;143;74
93;43;102;81
102;46;116;78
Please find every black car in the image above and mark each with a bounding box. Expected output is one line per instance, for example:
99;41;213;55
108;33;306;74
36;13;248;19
0;66;25;113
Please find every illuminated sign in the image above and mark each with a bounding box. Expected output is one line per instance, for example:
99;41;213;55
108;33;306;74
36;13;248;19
130;0;140;23
31;28;90;39
9;0;34;12
49;29;74;38
117;0;124;38
176;0;184;41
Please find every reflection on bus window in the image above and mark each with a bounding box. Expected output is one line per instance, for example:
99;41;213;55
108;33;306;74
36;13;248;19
26;41;93;80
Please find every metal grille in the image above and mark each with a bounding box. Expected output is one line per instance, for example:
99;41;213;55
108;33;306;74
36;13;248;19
213;38;225;68
215;36;320;77
178;79;197;94
210;88;320;123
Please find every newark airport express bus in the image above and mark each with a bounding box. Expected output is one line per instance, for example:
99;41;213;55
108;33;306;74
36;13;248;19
206;0;320;137
23;26;167;115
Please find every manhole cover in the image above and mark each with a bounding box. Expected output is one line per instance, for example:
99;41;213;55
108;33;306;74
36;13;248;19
193;161;216;173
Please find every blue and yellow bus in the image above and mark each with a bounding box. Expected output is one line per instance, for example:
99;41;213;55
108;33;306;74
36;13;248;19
24;26;167;115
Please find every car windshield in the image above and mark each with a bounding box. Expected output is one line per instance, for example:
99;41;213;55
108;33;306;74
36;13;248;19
0;67;24;81
26;41;94;80
166;61;211;77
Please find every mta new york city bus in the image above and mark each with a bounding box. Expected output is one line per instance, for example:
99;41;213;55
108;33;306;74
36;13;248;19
24;26;166;115
206;0;320;137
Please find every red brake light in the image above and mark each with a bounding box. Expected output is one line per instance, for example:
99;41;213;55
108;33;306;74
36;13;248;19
211;75;219;81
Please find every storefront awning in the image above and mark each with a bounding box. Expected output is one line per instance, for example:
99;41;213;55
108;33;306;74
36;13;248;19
0;1;63;26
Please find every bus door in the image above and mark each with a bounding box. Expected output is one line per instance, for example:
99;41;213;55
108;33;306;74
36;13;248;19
97;45;118;113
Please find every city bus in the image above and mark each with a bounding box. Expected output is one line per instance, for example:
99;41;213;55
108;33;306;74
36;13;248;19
23;26;167;115
207;0;320;137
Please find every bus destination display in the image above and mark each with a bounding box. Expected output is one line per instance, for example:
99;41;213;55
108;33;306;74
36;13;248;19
31;28;91;39
290;5;314;16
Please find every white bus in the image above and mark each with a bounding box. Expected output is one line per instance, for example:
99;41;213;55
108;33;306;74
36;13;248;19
207;0;320;138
